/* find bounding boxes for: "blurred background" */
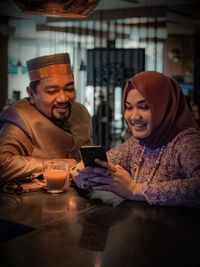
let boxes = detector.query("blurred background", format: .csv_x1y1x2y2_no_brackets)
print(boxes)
0,0,200,149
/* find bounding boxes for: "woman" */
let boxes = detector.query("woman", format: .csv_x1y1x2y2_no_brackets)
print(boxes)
73,71,200,206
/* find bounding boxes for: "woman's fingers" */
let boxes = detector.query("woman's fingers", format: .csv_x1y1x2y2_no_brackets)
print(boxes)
95,159,117,172
78,166,113,177
92,185,110,191
88,176,111,185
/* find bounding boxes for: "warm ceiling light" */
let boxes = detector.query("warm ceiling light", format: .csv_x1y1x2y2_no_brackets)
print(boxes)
11,0,101,18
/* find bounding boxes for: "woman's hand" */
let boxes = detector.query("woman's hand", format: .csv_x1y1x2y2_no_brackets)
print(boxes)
75,159,145,201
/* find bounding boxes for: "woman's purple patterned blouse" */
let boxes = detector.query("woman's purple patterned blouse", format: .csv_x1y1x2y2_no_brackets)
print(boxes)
107,128,200,206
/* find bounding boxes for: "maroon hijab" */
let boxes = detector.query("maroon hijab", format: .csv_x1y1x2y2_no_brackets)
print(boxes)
123,71,198,149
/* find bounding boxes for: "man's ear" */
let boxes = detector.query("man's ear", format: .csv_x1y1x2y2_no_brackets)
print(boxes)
26,86,35,104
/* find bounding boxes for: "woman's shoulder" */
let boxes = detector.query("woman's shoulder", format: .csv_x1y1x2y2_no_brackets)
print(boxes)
168,127,200,153
117,136,139,149
173,127,200,143
108,136,139,156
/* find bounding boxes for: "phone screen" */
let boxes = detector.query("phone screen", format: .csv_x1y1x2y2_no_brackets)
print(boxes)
80,145,108,168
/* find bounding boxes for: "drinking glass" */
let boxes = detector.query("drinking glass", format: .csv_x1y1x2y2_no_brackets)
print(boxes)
43,160,68,194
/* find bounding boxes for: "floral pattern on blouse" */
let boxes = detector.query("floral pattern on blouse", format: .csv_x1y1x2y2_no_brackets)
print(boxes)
107,128,200,207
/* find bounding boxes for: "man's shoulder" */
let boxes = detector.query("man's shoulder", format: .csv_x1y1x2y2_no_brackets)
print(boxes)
72,102,89,111
0,98,42,132
0,98,31,119
69,102,92,126
72,102,91,117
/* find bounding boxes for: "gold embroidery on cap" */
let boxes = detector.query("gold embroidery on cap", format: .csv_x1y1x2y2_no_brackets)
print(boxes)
28,64,72,82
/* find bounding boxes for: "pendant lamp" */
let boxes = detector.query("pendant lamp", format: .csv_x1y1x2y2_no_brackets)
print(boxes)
11,0,100,18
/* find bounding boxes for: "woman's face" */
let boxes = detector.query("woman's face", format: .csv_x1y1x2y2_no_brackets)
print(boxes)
124,89,152,139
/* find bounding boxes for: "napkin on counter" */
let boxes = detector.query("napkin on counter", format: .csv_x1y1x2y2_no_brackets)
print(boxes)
88,190,124,207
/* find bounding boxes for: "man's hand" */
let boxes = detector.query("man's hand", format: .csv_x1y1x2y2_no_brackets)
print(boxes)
69,161,85,182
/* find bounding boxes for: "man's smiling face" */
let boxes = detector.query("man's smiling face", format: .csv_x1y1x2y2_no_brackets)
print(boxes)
28,74,76,123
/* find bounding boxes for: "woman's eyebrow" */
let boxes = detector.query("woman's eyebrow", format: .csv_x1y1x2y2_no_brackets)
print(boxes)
137,100,147,104
125,99,146,105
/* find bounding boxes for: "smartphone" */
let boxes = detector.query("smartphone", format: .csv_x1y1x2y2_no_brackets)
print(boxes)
80,145,108,168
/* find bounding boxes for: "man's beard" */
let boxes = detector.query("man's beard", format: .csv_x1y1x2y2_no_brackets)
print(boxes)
51,102,72,126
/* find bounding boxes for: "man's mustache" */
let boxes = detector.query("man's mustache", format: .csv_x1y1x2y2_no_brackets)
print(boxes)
53,102,70,108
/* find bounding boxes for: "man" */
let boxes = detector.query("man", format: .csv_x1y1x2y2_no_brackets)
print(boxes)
0,53,93,181
93,93,112,150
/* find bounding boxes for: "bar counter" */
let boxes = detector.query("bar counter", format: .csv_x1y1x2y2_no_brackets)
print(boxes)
0,185,199,267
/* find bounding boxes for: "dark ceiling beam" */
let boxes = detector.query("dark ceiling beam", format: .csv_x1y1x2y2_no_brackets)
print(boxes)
36,24,129,39
116,21,166,28
167,6,200,21
88,6,167,20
